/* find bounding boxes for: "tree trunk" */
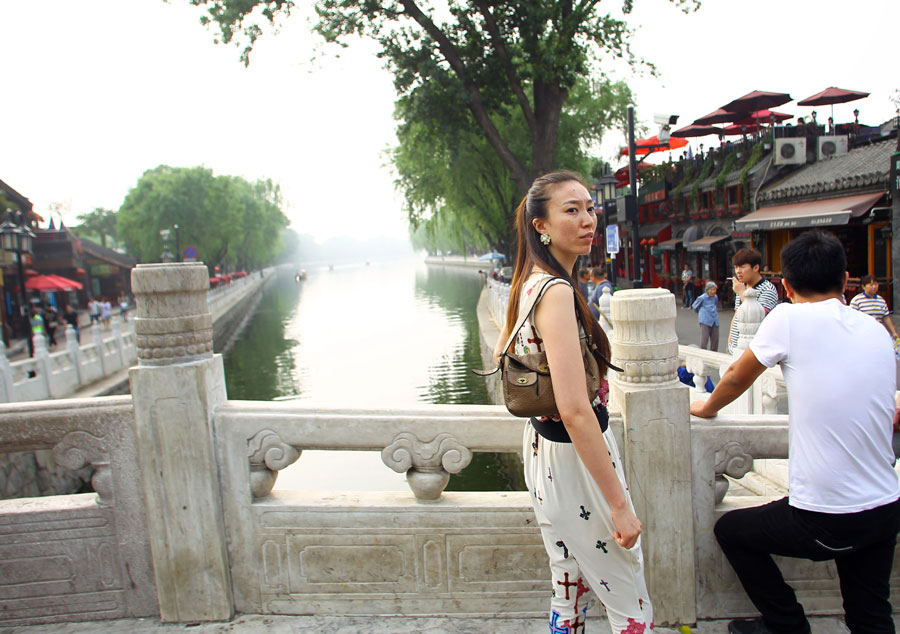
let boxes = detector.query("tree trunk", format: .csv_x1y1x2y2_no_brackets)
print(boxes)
531,81,568,180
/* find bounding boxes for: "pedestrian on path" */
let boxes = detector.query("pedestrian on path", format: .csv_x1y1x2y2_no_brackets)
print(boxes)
849,275,898,341
692,281,720,351
88,298,100,325
681,263,695,308
692,230,900,634
492,171,652,634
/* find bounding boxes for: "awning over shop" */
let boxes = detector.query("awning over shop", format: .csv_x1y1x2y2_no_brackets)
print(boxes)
735,192,883,231
658,238,682,251
682,225,702,244
686,235,731,252
639,222,670,238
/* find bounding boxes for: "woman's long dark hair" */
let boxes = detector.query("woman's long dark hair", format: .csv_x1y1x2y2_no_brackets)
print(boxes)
503,170,612,376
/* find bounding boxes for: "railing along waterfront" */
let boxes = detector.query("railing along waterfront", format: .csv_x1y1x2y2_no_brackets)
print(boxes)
1,263,897,628
0,268,272,404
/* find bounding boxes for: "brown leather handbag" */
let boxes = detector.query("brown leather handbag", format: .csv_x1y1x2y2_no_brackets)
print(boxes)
474,276,614,418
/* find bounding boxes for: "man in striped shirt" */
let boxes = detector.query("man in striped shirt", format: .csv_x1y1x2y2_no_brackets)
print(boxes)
728,248,779,354
850,275,899,340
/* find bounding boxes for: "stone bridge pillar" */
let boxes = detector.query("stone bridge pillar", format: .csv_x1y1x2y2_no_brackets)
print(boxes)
609,288,696,625
129,263,232,622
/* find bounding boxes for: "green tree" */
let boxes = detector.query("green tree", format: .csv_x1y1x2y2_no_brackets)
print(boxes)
73,207,118,248
117,165,289,271
189,0,697,196
399,74,632,254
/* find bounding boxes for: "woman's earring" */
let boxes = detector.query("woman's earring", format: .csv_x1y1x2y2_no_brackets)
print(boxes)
540,233,551,245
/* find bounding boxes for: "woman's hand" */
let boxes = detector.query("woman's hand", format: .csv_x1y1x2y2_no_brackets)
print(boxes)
611,505,642,549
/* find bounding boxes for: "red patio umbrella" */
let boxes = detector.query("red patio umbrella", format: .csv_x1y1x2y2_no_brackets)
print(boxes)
722,122,761,136
693,108,741,126
797,87,869,123
741,109,792,123
620,135,688,156
797,87,869,107
671,123,724,138
614,163,656,186
25,274,84,292
720,90,792,114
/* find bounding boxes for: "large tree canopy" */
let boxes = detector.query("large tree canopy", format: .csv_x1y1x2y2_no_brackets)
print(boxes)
117,165,289,271
190,0,697,193
73,207,118,248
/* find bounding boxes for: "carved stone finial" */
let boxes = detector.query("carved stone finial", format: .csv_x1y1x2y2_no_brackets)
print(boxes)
382,432,473,501
131,263,213,366
713,440,754,504
734,287,765,356
247,429,301,498
609,289,679,385
52,430,113,505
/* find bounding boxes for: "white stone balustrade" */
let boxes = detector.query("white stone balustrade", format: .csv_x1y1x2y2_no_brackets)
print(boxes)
1,269,897,628
0,268,271,404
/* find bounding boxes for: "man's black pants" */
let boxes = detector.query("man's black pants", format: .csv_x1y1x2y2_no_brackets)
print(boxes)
715,497,900,634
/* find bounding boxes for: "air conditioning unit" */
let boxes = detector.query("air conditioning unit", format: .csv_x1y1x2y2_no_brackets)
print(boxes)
774,138,806,166
817,135,849,160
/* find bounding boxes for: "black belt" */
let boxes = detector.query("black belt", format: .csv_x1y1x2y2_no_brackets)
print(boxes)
530,405,608,443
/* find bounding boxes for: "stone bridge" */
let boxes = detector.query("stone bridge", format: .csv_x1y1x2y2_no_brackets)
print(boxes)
0,263,897,628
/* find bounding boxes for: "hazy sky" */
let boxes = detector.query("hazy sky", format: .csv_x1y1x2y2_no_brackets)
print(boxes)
2,0,897,242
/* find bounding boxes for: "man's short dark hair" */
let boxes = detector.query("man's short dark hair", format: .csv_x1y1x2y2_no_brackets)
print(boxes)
591,266,606,278
860,274,877,286
780,230,846,295
579,268,590,280
732,248,762,269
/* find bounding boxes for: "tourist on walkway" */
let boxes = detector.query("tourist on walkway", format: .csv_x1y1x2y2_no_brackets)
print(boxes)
41,304,59,348
692,281,719,351
682,263,695,307
100,299,112,326
62,304,79,342
588,266,613,320
691,230,900,634
850,275,899,341
492,171,652,633
577,267,591,300
727,248,778,354
88,297,100,325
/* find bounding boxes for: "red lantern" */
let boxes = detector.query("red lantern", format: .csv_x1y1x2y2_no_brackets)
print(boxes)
648,238,657,246
640,239,648,246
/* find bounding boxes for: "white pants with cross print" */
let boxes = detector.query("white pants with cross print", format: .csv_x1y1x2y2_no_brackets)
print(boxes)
523,423,653,634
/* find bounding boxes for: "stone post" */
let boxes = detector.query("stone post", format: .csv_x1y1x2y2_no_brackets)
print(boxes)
597,286,614,334
608,288,696,625
720,287,765,415
0,341,13,402
129,263,232,622
33,331,52,398
92,317,107,375
111,318,126,368
65,324,83,385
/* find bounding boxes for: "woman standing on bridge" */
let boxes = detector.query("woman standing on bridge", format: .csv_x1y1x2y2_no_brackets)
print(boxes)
493,171,652,633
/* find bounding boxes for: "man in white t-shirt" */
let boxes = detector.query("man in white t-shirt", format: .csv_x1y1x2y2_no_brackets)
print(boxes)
691,230,900,634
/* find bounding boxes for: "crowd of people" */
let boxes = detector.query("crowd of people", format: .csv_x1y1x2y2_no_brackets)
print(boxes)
20,293,132,352
486,169,899,634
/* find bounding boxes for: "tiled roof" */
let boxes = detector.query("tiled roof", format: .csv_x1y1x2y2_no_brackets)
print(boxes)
759,137,894,203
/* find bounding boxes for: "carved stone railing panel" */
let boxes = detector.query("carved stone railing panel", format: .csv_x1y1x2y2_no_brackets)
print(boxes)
0,397,157,625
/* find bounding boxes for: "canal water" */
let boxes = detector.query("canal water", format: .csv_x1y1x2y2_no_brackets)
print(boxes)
222,261,524,492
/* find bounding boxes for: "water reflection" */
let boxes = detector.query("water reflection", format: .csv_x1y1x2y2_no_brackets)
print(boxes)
222,261,524,492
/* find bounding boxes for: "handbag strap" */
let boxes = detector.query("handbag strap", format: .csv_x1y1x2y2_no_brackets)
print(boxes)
472,275,561,377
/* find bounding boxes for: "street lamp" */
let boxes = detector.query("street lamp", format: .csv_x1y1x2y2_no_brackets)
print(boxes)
160,229,174,263
593,169,619,287
0,209,36,357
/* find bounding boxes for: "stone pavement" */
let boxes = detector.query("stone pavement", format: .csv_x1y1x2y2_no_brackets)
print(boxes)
2,614,886,634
